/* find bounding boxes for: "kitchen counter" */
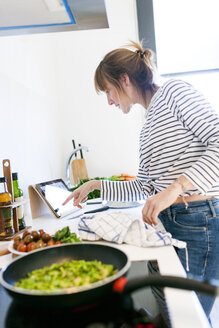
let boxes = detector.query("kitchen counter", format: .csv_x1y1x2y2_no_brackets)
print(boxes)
0,202,210,328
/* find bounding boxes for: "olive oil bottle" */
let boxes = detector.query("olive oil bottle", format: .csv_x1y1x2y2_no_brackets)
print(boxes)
12,172,26,230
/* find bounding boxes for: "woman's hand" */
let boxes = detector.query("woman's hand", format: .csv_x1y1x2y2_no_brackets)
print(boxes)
142,183,182,226
62,180,101,209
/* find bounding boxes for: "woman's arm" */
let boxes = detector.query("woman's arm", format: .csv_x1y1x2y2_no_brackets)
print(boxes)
63,172,147,208
101,178,146,202
63,180,101,208
142,175,194,226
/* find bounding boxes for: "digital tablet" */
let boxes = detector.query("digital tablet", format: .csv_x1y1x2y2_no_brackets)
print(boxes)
35,179,81,218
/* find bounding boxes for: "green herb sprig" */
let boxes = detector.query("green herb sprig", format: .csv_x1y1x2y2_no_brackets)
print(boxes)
53,226,81,243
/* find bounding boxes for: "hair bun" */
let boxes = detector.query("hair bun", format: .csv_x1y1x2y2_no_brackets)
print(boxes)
136,49,144,59
144,49,153,60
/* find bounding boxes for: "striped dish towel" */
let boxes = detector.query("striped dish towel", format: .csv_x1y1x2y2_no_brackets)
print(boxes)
78,211,186,249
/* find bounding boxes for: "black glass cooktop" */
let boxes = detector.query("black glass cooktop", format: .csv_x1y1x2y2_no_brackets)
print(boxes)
0,284,158,328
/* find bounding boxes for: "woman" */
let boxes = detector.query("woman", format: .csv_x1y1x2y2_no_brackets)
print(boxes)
64,41,219,323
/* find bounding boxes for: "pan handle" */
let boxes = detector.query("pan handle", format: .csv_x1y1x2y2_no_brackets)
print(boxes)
113,275,219,297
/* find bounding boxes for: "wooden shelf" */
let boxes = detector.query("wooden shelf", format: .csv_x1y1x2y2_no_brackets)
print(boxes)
0,225,32,242
1,199,28,209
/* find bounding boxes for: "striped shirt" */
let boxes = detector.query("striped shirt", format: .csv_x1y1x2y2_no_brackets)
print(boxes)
101,79,219,201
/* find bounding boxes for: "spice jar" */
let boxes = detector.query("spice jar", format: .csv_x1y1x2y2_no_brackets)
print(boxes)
0,177,14,237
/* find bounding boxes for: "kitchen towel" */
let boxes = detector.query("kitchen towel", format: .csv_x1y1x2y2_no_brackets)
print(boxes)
78,211,189,271
78,211,186,249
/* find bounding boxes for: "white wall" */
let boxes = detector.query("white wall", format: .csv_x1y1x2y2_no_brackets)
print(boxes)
53,0,144,181
0,0,143,204
0,36,62,188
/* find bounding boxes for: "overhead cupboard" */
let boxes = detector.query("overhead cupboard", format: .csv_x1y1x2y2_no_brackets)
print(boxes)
0,0,109,36
136,0,219,75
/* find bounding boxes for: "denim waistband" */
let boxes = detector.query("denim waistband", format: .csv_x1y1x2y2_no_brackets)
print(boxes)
166,197,219,220
170,197,219,209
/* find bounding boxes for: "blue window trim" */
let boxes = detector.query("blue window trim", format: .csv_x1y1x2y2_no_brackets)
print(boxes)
0,0,75,31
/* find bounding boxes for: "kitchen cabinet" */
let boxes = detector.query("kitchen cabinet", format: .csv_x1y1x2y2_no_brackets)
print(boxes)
0,0,109,36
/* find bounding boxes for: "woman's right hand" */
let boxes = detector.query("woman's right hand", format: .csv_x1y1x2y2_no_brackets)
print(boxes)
62,180,101,209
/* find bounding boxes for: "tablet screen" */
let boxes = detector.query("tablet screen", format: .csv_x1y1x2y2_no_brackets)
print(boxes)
35,179,79,218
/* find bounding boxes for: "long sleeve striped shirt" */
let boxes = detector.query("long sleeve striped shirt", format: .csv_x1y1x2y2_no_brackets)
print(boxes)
101,79,219,201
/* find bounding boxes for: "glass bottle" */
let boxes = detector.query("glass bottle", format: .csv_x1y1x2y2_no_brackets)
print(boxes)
12,172,26,230
0,177,14,236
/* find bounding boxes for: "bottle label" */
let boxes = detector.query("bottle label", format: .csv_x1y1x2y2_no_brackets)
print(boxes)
17,205,24,220
14,196,24,219
14,196,23,203
0,207,13,235
14,196,25,229
1,208,12,220
4,220,12,228
0,191,12,205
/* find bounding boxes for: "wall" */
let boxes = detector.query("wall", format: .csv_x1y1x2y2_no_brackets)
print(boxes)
53,0,144,182
0,0,143,207
0,36,62,188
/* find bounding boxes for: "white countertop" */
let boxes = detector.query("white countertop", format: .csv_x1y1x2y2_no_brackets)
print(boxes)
0,202,210,328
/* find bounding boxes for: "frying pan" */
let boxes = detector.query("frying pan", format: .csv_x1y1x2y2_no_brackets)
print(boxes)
0,243,218,309
0,243,130,308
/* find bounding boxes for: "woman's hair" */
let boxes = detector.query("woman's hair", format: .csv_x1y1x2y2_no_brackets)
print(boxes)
94,41,157,97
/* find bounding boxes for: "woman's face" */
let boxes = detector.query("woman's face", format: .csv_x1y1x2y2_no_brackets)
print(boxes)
105,81,133,114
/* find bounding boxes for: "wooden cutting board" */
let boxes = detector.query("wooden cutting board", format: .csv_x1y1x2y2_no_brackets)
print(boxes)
71,158,88,185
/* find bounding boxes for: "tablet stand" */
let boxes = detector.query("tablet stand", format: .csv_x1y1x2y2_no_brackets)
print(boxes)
28,185,58,219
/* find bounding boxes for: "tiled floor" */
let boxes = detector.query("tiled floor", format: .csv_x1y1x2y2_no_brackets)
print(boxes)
211,297,219,328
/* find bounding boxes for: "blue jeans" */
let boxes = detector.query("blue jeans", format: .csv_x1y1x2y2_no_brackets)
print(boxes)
159,198,219,318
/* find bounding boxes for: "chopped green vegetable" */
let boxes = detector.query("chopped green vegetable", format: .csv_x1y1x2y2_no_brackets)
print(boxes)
14,260,117,291
53,226,81,243
110,175,121,181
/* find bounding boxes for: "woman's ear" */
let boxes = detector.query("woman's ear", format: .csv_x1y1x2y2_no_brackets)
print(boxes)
120,73,130,87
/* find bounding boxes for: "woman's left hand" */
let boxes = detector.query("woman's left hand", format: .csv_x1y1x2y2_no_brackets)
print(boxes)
142,183,182,226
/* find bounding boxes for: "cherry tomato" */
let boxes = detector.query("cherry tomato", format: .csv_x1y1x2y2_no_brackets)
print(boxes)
22,230,30,240
47,239,55,247
17,242,27,252
13,240,21,250
36,239,45,248
42,233,52,243
38,229,45,238
27,242,37,252
23,234,34,245
13,235,21,243
31,230,40,241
